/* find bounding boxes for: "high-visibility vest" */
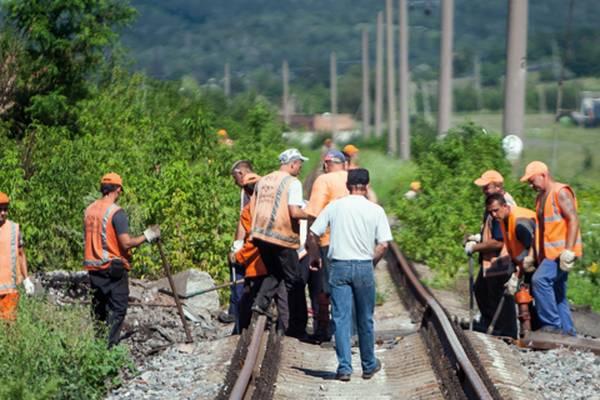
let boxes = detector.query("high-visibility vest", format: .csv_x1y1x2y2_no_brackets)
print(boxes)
536,182,583,260
0,220,22,295
83,199,130,271
250,170,300,249
235,204,267,278
480,192,516,271
500,206,536,264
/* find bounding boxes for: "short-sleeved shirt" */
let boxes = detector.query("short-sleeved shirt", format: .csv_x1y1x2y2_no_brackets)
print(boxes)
287,179,304,206
112,209,129,236
310,195,393,261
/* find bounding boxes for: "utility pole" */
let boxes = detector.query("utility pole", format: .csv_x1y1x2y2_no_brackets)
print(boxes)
224,63,231,98
437,0,454,136
474,55,483,111
422,81,433,123
538,85,547,114
282,60,290,126
502,0,528,138
386,0,397,154
330,52,338,135
362,26,371,137
375,11,384,138
556,0,575,118
398,0,410,160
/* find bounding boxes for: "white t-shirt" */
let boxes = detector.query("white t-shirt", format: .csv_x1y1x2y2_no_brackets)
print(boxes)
287,179,304,206
310,195,393,261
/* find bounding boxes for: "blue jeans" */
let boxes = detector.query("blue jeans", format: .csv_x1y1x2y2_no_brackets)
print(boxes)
531,258,575,335
329,259,377,375
228,262,245,334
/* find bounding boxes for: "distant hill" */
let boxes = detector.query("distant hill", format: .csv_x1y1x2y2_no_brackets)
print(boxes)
122,1,599,92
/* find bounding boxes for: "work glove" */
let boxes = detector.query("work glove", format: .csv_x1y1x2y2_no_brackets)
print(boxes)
143,225,161,243
230,240,244,254
464,241,477,256
467,233,482,243
23,277,35,295
504,273,518,296
522,255,536,273
559,249,576,272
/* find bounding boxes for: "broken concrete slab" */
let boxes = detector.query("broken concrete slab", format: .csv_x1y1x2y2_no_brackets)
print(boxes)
151,269,220,317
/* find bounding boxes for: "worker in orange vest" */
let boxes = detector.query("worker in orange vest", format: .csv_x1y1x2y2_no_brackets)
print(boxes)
232,173,288,334
0,192,34,321
83,173,160,347
305,149,348,342
521,161,582,335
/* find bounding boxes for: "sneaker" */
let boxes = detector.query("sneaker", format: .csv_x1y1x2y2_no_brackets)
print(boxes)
336,372,351,382
362,358,382,380
218,312,235,324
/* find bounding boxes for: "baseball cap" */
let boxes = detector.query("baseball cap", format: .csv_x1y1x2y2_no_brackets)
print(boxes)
474,170,504,187
347,168,370,186
520,161,548,182
242,173,261,186
0,192,9,205
343,144,359,156
410,181,421,191
101,172,123,187
323,150,346,163
279,148,309,164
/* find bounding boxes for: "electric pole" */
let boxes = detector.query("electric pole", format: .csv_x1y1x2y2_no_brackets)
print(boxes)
556,0,575,118
437,0,454,136
283,60,290,126
398,0,410,160
224,63,231,98
375,11,384,138
386,0,397,154
362,26,371,137
502,0,528,138
330,52,338,135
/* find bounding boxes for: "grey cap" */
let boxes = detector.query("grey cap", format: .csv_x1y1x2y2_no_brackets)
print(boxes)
279,148,309,164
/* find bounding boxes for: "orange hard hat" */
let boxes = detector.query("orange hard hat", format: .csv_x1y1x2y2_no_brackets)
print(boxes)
0,192,9,204
474,170,504,187
217,129,228,138
410,181,421,191
520,161,548,182
343,144,359,156
101,172,123,187
242,173,261,186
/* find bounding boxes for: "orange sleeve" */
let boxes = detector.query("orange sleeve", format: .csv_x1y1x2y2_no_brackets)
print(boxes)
305,176,329,217
239,204,252,233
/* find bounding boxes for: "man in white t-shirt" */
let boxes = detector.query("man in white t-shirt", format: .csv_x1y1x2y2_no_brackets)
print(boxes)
308,168,392,382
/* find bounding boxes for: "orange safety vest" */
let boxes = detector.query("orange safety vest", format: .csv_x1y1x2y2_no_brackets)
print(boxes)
250,170,300,249
500,206,536,264
481,192,516,272
83,199,130,271
0,220,22,295
235,204,267,278
536,182,583,260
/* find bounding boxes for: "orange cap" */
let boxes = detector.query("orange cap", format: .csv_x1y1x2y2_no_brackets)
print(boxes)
474,170,504,186
0,192,9,204
520,161,548,182
217,129,228,138
242,173,261,186
101,172,123,187
343,144,359,156
410,181,421,191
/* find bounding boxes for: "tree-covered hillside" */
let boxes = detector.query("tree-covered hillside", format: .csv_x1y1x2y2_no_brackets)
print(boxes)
123,0,599,90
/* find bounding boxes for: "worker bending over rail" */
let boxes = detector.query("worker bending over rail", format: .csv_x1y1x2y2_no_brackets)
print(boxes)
308,168,392,382
521,161,582,336
0,192,34,321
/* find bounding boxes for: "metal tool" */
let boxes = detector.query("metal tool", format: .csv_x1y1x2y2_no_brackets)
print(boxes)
468,254,474,331
156,239,194,343
486,290,507,335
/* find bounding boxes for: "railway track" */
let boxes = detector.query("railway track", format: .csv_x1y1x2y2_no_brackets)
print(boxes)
217,242,553,400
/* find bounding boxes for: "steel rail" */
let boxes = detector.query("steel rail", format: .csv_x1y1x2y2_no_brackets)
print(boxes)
390,242,494,400
229,315,267,400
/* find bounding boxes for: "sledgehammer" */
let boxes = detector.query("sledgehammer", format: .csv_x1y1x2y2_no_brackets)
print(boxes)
156,239,194,343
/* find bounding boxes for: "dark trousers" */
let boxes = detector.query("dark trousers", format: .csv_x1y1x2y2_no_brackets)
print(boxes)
228,261,245,334
287,256,308,337
474,267,517,338
89,262,129,348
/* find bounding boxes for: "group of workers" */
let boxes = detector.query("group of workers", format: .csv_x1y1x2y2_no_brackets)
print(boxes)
466,162,581,337
226,143,391,381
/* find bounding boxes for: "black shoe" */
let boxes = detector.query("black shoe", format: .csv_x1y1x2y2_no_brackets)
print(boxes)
362,358,381,380
218,312,235,324
336,372,351,382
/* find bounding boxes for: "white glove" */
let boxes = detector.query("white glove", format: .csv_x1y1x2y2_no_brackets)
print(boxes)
559,250,576,272
522,255,536,273
464,241,477,256
467,233,482,243
504,273,518,296
23,277,35,295
143,225,161,243
230,240,244,253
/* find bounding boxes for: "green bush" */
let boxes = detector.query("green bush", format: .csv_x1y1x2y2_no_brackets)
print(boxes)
0,294,130,399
